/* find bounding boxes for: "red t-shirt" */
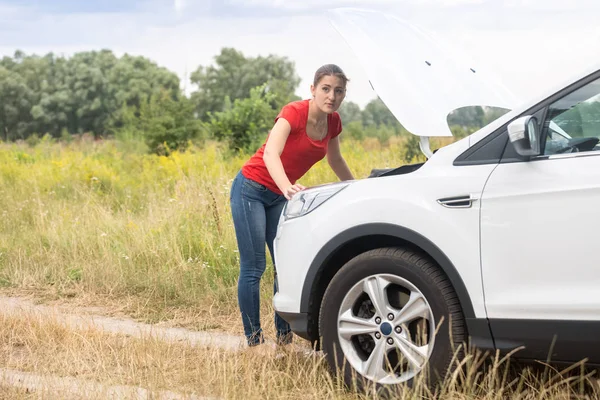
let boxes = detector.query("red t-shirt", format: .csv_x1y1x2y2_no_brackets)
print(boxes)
241,99,342,195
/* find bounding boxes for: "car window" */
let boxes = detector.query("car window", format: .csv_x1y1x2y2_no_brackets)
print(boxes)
543,78,600,155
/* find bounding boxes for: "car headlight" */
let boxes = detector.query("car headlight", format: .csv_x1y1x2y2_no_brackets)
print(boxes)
283,183,349,220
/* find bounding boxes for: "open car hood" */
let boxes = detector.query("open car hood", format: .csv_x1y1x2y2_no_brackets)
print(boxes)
328,8,520,137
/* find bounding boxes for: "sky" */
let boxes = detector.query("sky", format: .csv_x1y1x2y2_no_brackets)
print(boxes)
1,0,600,108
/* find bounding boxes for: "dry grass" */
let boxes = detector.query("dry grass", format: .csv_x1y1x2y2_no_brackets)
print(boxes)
0,311,597,399
0,137,429,338
0,312,343,399
1,138,599,398
0,386,37,400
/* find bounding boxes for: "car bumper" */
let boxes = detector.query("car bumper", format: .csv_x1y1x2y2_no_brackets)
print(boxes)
276,310,311,341
273,212,321,314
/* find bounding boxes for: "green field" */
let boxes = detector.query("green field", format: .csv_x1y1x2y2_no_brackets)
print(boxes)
1,136,598,399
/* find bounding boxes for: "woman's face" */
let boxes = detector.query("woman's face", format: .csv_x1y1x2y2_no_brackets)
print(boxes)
311,75,346,114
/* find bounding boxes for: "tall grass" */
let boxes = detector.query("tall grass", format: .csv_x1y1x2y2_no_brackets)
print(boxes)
1,136,599,398
0,311,597,399
0,135,444,328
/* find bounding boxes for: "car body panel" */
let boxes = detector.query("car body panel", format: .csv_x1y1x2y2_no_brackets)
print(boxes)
273,160,498,318
481,153,600,320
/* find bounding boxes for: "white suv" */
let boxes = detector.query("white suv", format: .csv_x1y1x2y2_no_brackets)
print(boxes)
272,8,600,390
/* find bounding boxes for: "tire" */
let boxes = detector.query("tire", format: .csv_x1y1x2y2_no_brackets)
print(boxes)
319,247,466,393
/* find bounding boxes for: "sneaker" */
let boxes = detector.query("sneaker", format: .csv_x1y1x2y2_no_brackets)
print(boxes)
276,332,294,346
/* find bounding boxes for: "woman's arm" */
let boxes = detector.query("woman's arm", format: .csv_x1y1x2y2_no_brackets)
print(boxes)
327,136,354,181
263,118,305,199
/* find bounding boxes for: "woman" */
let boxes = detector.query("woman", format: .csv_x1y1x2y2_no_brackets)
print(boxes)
230,64,354,348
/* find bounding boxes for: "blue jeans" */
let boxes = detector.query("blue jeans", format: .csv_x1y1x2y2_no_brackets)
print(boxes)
230,171,291,346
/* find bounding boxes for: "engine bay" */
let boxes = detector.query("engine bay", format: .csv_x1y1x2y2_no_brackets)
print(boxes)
368,162,424,178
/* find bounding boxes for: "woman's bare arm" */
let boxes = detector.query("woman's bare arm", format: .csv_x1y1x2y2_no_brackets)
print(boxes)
327,136,354,181
263,118,305,199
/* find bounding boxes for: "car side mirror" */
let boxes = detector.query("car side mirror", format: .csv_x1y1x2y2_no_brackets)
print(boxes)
507,116,541,159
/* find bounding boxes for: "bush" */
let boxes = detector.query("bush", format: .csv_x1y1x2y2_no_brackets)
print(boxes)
142,92,205,155
113,91,205,155
404,135,425,163
25,133,40,147
343,120,365,141
207,84,278,154
60,127,73,143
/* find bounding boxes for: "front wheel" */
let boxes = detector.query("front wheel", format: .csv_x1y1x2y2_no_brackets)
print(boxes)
319,247,465,392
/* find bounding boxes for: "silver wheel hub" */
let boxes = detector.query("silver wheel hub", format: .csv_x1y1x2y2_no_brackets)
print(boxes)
336,273,436,385
380,322,393,336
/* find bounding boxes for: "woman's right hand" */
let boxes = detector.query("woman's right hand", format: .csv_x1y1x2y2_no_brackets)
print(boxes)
283,183,306,200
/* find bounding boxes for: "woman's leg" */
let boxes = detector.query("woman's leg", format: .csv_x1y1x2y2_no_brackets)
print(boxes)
265,197,292,344
230,172,268,346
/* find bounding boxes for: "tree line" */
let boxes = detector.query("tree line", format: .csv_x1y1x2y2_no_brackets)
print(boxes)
0,47,506,155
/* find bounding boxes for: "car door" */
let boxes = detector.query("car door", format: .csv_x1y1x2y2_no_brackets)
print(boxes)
480,75,600,362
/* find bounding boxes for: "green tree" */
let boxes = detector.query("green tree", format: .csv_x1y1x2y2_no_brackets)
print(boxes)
0,66,34,141
0,50,182,139
207,84,277,154
3,51,69,137
447,106,485,128
404,135,425,163
362,98,404,134
338,101,362,124
343,120,365,141
191,48,300,120
137,91,204,155
482,106,510,125
110,53,180,112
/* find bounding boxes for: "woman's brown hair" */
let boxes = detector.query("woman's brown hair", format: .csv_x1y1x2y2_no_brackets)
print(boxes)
313,64,350,87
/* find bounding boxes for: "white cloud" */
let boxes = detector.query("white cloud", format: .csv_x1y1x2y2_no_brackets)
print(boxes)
1,1,600,109
0,3,28,17
174,0,186,13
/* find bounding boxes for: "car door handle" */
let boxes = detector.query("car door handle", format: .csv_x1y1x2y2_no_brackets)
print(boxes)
437,195,475,208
